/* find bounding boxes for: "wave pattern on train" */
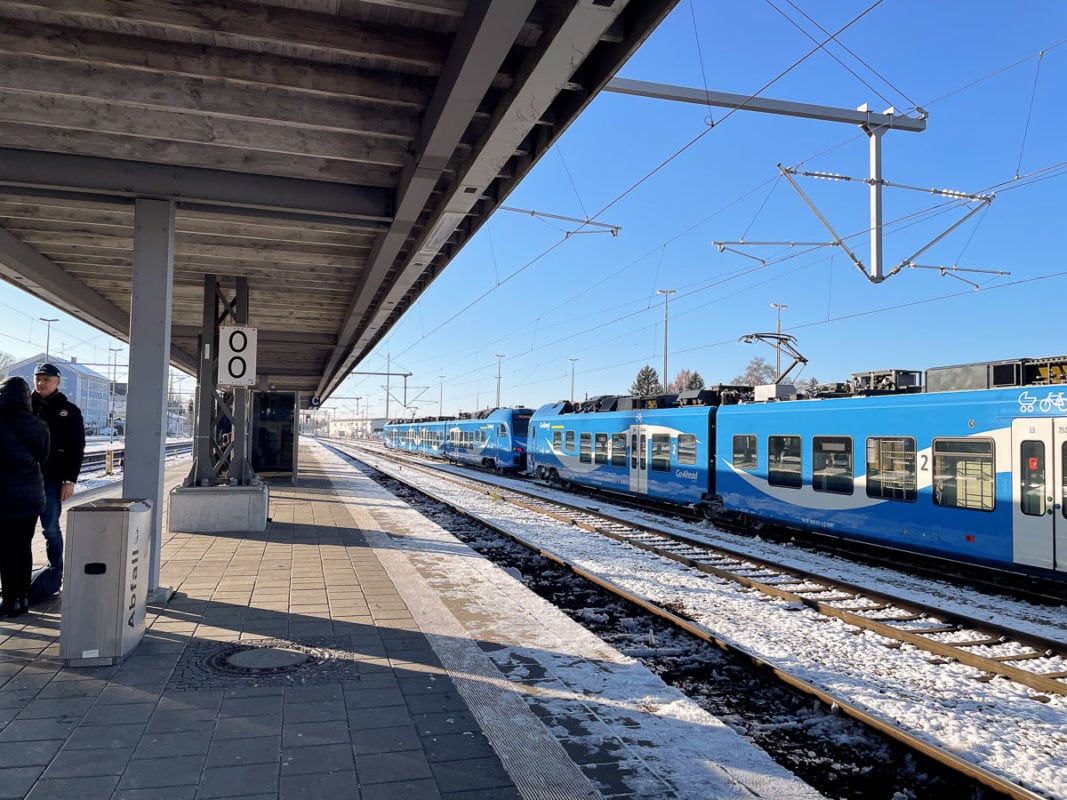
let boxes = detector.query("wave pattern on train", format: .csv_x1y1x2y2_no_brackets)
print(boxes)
384,355,1067,582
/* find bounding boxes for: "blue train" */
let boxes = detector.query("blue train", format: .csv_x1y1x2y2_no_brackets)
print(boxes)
383,407,534,472
526,357,1067,580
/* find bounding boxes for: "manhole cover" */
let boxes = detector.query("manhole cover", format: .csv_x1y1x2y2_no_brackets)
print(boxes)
226,647,311,670
169,636,371,689
201,639,334,677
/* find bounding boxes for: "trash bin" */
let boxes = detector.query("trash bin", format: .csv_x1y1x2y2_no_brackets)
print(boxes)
60,499,152,667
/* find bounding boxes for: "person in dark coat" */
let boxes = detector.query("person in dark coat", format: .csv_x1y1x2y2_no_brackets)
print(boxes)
31,362,85,582
0,376,50,617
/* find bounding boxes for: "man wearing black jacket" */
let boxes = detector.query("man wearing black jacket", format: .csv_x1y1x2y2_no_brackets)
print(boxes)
31,363,85,585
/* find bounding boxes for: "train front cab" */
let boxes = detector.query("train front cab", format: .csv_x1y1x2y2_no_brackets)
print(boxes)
1010,416,1067,572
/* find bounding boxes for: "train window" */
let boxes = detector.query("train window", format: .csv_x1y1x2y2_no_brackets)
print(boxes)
933,438,994,511
553,430,562,451
594,433,609,464
651,434,671,472
499,424,507,437
767,436,802,488
612,433,627,466
732,435,757,470
677,434,697,465
1020,440,1045,516
640,434,647,470
866,437,916,502
580,433,592,463
565,430,575,452
630,434,638,468
813,436,853,495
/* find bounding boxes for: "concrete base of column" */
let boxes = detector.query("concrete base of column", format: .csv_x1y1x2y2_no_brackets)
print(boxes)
168,484,269,533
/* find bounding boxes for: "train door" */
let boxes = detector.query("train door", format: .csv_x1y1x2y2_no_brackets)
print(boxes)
1011,418,1067,571
627,425,648,494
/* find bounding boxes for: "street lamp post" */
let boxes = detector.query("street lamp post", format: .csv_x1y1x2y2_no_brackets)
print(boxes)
39,318,58,359
494,354,504,409
438,375,445,419
569,358,578,405
771,302,788,382
108,346,121,443
656,289,676,391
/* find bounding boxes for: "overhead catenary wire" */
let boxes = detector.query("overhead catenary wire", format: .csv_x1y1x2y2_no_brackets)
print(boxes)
767,0,906,113
391,5,892,375
1015,50,1046,179
588,0,887,222
356,22,1066,410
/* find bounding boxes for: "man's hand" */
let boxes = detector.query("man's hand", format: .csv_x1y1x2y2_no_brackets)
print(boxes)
60,482,75,502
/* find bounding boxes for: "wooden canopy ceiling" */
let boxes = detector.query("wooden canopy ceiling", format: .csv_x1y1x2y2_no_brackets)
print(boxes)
0,0,676,403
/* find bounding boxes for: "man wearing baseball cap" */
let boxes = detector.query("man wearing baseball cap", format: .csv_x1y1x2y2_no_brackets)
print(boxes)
31,362,85,597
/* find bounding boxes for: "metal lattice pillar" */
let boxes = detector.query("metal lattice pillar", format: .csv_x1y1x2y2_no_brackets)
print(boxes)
185,276,257,487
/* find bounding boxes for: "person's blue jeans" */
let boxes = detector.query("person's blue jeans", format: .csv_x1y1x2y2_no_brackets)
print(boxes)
40,481,64,573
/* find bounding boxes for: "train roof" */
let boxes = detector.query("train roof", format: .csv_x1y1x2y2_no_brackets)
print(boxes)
394,356,1067,425
385,406,532,426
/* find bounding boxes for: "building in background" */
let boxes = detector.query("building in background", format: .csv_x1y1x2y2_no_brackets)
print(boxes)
4,353,112,434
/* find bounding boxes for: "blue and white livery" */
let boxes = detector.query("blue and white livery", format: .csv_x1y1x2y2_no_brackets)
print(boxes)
383,407,533,472
527,377,1067,579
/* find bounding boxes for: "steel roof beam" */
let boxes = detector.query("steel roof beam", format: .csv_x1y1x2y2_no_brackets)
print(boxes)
0,226,198,373
171,325,337,346
318,0,537,396
0,149,393,225
319,0,666,399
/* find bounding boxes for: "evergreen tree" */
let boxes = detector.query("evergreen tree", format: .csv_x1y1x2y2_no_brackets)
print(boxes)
630,365,662,395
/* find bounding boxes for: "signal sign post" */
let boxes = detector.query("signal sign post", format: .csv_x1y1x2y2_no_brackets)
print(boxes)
218,325,257,387
172,277,268,535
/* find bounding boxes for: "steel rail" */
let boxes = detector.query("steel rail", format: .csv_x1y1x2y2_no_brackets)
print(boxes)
337,442,1051,800
338,442,1067,693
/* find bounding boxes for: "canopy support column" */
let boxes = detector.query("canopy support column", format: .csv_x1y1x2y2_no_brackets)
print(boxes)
122,198,175,597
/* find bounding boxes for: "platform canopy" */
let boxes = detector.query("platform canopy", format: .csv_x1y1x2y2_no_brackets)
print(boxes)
0,0,676,404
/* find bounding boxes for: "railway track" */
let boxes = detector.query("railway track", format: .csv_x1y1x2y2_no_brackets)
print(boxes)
82,441,192,472
332,440,1063,800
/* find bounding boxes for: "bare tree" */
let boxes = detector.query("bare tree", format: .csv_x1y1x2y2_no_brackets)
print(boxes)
733,357,776,386
0,350,14,377
666,369,706,392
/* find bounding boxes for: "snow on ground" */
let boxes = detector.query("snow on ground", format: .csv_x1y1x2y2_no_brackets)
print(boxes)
328,449,825,800
69,442,1067,797
347,445,1067,800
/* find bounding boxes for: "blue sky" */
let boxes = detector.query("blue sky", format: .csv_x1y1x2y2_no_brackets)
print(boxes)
2,2,1065,420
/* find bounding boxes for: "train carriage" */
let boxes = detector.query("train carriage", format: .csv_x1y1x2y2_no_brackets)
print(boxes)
382,354,1067,582
715,385,1067,575
382,419,446,458
384,407,533,472
442,407,533,471
527,401,714,506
